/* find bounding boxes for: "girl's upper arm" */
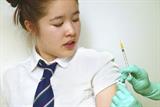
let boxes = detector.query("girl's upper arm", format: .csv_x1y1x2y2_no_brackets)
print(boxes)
95,83,117,107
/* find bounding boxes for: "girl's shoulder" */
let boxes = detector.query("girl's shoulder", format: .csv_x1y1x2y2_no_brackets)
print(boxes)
3,55,33,78
73,47,115,64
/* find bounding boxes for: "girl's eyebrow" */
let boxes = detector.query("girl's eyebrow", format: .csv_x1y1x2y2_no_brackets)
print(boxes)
49,10,80,22
72,10,80,16
49,16,63,22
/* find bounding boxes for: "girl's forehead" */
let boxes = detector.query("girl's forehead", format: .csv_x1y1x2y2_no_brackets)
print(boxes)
46,0,79,16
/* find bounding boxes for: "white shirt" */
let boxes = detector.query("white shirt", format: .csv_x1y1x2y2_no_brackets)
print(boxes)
1,47,120,107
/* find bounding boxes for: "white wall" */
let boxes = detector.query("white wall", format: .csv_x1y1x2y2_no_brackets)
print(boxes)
0,0,160,106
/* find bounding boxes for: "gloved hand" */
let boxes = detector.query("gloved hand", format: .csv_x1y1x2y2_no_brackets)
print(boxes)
120,65,150,94
111,83,142,107
120,65,160,100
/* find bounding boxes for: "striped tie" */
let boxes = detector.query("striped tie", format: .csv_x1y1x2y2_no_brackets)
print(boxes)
33,59,57,107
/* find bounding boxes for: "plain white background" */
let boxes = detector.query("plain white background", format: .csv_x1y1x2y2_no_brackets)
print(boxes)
0,0,160,106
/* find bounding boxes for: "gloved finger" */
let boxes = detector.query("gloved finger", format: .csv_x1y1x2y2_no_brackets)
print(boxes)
117,82,127,91
120,72,129,83
116,90,126,100
126,76,133,82
129,65,142,77
120,66,134,83
120,65,139,74
112,95,120,105
127,76,137,86
117,83,131,96
126,65,146,78
110,103,116,107
111,99,130,107
120,66,132,73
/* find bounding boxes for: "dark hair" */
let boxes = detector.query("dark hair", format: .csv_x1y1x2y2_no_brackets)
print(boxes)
6,0,79,31
6,0,54,31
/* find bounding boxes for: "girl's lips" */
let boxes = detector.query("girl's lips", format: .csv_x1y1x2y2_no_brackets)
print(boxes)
63,41,76,50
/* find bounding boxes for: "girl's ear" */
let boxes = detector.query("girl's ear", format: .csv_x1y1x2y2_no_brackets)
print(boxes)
24,20,35,33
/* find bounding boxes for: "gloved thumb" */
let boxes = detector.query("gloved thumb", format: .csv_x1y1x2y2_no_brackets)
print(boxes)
127,76,132,81
127,76,139,90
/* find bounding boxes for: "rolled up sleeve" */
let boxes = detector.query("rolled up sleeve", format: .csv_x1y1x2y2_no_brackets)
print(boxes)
92,56,120,96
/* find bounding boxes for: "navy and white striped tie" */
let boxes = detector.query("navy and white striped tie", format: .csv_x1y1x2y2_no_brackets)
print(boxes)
33,59,57,107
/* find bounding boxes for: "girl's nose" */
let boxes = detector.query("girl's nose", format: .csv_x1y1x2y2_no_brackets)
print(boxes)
65,22,76,37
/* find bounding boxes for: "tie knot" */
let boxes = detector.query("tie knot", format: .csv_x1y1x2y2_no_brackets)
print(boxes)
37,59,57,79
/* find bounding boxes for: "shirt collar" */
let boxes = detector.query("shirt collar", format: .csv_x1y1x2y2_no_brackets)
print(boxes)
30,47,73,72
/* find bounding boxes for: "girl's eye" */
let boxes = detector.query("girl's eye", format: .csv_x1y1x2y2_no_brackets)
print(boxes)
72,18,79,22
72,15,80,22
52,22,63,27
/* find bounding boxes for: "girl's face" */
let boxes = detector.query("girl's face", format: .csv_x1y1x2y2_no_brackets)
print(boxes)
35,0,80,62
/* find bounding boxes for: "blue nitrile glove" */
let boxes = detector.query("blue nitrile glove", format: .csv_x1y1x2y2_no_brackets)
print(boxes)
111,83,142,107
120,65,160,100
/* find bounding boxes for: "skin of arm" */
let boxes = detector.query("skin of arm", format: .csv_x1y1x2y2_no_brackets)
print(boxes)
96,84,117,107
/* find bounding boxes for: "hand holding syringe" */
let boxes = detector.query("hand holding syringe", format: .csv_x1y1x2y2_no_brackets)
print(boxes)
112,42,143,107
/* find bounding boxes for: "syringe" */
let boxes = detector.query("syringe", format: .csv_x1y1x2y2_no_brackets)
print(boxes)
120,41,129,83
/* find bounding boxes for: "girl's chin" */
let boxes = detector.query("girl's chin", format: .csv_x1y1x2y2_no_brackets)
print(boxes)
60,47,77,58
